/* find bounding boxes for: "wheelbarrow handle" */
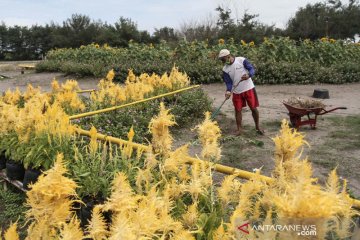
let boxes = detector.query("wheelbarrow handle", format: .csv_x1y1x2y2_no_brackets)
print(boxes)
319,107,347,115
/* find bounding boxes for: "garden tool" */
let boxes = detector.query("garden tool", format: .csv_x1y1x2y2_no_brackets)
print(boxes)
210,79,243,120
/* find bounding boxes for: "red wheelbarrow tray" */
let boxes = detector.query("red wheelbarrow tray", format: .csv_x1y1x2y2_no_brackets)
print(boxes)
282,102,347,129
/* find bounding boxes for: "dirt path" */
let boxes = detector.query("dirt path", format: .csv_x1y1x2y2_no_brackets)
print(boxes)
1,68,360,195
202,82,360,123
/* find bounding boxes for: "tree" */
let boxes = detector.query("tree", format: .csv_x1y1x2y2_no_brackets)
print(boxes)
286,1,360,40
178,14,218,42
62,14,100,47
112,17,141,47
216,6,236,40
153,27,178,43
0,22,8,59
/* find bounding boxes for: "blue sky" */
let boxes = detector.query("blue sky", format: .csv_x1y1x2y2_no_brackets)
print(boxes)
1,0,321,33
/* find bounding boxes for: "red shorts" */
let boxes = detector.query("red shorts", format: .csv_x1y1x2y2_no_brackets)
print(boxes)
232,88,259,111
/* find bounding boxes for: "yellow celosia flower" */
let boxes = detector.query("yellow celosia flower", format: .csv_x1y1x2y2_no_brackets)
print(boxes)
0,102,20,134
163,178,186,200
31,102,75,148
85,205,109,240
135,168,153,193
195,111,221,161
218,38,225,45
148,102,176,156
51,79,61,92
212,222,230,240
26,154,79,238
169,65,190,89
230,171,267,227
144,150,158,170
326,168,340,194
127,126,135,141
27,218,55,239
103,172,138,213
51,79,85,113
217,175,241,205
108,212,137,240
90,66,190,107
59,216,84,240
61,79,80,92
178,165,190,182
163,145,189,173
172,230,195,240
2,88,21,105
23,84,41,101
89,126,98,155
125,81,154,101
272,119,308,163
126,69,136,83
226,120,358,239
4,222,20,240
185,162,211,200
106,69,115,81
182,202,199,228
121,126,136,159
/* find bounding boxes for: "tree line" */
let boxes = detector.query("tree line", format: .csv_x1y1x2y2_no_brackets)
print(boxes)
0,0,359,60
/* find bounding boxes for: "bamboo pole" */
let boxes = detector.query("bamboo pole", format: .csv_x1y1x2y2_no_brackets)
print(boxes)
69,85,200,120
75,127,149,151
76,89,96,93
183,156,274,183
75,127,360,209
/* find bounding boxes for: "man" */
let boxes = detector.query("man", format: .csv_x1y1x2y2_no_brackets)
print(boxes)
218,49,264,135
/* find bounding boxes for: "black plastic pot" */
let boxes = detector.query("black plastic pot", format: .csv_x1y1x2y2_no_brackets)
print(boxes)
23,168,42,190
78,195,110,228
0,152,6,170
6,160,25,181
79,196,97,227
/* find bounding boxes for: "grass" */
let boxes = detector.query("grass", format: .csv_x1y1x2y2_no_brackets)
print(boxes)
308,115,360,198
214,114,360,198
219,124,274,174
310,115,360,161
0,184,28,239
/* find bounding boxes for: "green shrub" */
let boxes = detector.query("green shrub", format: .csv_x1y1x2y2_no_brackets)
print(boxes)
78,89,212,143
37,38,360,84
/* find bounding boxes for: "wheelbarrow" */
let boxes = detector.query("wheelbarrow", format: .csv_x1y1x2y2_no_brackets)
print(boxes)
283,102,347,129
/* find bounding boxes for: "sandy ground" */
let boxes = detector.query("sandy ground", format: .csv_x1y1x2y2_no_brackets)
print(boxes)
1,70,359,120
1,68,360,195
203,82,360,124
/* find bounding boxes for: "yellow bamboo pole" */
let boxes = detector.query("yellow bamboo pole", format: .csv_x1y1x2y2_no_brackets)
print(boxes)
74,127,149,151
76,89,96,93
183,156,274,183
75,127,360,209
69,85,200,120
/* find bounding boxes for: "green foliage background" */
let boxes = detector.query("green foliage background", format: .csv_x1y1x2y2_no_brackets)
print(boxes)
37,37,360,84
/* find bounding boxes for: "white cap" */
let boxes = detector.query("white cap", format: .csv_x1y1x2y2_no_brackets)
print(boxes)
218,49,230,58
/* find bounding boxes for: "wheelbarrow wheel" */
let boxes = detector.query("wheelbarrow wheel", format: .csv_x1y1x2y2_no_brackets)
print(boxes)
289,114,300,129
290,120,297,129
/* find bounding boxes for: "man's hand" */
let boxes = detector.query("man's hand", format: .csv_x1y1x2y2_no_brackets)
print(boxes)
241,73,250,80
225,91,231,99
